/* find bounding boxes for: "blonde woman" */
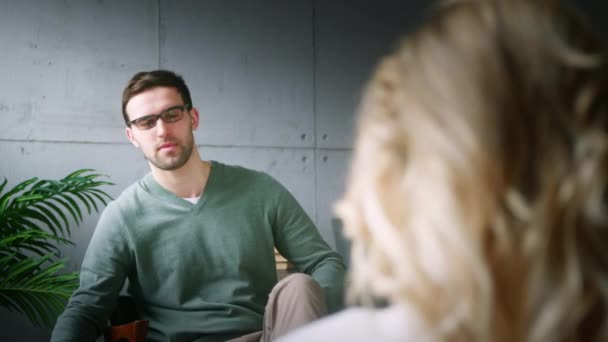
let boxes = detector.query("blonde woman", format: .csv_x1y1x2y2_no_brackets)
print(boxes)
282,0,608,341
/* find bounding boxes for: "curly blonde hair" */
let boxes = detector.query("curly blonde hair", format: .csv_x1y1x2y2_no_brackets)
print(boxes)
336,0,608,341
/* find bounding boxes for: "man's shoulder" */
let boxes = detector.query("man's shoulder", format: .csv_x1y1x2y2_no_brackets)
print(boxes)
212,160,276,185
214,160,264,176
104,174,151,212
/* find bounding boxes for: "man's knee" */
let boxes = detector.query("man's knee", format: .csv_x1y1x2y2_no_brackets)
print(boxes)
264,273,327,339
271,273,327,316
280,273,318,287
273,273,321,297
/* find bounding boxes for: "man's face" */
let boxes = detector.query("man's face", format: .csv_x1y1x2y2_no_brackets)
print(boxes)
125,87,199,171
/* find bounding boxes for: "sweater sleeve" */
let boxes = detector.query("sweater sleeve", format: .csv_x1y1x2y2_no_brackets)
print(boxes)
269,176,346,313
50,202,132,341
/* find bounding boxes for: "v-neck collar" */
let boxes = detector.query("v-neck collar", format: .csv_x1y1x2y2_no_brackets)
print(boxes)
140,160,218,210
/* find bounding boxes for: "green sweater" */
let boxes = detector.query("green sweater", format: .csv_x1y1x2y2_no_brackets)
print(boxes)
51,161,345,342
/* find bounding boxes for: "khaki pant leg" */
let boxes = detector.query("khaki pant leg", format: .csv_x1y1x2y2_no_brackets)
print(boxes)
261,273,327,341
227,331,263,342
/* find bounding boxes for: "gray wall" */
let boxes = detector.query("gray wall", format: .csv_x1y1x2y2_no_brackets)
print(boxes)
0,1,605,340
0,0,421,340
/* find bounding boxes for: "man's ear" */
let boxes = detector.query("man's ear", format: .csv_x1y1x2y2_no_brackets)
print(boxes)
190,107,200,130
126,127,139,148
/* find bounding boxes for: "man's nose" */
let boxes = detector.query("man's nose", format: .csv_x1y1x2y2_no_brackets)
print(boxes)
155,118,170,136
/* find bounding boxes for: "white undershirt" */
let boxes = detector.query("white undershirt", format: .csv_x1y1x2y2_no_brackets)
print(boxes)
182,196,201,204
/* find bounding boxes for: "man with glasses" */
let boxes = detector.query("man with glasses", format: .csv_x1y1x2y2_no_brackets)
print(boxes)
51,70,345,342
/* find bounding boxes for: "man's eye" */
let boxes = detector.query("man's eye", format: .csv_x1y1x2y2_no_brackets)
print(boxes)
163,111,181,121
138,116,157,127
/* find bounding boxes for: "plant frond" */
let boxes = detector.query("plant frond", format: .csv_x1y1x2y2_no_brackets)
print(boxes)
62,169,95,180
0,178,38,217
0,169,112,327
0,178,7,195
87,188,113,204
58,194,83,226
11,208,60,236
33,202,69,237
38,201,70,234
0,255,78,327
72,192,92,216
81,192,99,214
2,216,42,236
0,230,70,259
47,197,79,232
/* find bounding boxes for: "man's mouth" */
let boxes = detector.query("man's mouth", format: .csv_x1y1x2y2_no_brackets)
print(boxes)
158,142,176,151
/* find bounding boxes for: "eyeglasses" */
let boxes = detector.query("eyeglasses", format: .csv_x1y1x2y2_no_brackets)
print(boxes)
127,104,192,130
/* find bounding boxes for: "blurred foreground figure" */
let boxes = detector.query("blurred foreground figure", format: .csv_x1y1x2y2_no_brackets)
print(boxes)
282,0,608,341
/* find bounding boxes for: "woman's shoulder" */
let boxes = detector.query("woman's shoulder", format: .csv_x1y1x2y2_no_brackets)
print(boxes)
279,304,428,342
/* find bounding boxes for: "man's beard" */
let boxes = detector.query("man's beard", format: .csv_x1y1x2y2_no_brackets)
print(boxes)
146,135,194,171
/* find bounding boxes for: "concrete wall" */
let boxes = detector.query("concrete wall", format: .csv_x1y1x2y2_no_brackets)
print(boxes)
0,1,605,340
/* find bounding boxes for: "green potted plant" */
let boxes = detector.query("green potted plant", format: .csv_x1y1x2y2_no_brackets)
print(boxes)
0,169,112,327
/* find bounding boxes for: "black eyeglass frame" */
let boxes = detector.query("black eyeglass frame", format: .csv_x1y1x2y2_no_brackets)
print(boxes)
126,104,192,130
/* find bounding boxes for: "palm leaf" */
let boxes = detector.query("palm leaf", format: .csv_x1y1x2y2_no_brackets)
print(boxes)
0,178,38,217
39,200,70,234
0,171,113,237
62,169,94,179
0,169,112,327
32,203,64,237
72,192,92,216
0,230,71,260
0,254,79,327
59,194,83,224
87,188,113,205
80,192,99,214
46,197,80,235
0,178,7,195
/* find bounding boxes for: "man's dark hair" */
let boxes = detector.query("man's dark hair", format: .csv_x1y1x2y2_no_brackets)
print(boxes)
121,70,193,125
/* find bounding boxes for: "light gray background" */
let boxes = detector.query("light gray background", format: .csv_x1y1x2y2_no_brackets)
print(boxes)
0,0,604,340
